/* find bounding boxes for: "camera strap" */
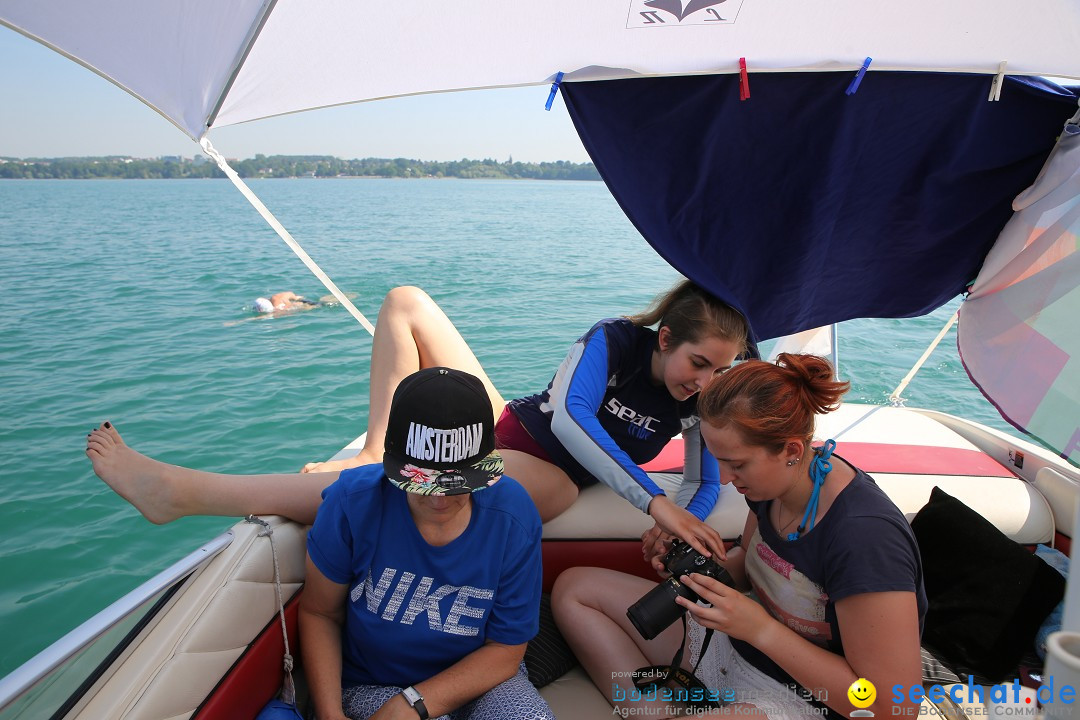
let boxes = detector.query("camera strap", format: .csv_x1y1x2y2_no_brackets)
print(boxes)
632,617,719,709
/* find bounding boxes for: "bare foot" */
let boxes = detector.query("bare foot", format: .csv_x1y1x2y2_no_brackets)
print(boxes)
300,449,380,474
86,423,183,524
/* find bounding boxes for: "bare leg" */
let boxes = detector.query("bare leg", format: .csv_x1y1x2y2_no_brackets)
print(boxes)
551,567,685,718
501,451,579,522
87,423,336,524
302,286,505,473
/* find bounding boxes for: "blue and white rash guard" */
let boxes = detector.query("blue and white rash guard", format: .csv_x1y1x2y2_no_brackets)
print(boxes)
507,318,720,520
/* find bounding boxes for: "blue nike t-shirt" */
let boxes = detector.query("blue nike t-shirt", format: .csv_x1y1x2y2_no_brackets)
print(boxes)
306,464,543,687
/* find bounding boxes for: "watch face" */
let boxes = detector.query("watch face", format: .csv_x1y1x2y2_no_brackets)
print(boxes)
402,686,422,704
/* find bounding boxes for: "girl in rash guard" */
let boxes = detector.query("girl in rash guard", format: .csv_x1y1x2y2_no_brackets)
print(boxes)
93,281,750,560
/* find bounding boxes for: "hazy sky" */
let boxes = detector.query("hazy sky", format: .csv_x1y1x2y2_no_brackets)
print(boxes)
0,26,590,162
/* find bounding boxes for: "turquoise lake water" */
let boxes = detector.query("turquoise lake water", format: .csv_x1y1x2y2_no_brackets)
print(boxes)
0,177,1015,677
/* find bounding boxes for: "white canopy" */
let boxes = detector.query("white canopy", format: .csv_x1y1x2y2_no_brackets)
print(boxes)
3,0,1080,141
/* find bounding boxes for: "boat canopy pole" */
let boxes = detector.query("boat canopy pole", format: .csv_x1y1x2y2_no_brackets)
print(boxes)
888,310,960,406
199,137,376,335
830,323,840,382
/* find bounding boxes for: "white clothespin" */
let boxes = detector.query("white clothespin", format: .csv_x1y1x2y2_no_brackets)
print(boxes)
988,61,1007,102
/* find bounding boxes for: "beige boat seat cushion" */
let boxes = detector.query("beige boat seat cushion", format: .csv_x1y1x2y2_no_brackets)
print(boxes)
543,469,1054,545
74,517,308,720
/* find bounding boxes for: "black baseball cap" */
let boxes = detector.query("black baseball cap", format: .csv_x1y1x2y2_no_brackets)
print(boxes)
383,367,504,495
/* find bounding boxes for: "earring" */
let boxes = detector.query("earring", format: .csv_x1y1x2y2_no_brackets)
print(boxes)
786,459,797,466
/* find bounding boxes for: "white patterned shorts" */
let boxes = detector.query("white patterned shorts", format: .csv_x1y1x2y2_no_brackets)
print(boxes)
341,662,554,720
687,618,822,718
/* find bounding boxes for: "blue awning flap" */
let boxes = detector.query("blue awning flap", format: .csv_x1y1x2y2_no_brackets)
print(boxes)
562,73,1078,341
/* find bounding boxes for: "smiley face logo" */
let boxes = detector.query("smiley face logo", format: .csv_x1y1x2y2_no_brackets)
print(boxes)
848,678,876,710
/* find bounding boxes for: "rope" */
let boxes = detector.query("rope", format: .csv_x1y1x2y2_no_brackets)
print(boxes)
200,137,375,335
888,309,959,407
245,515,297,706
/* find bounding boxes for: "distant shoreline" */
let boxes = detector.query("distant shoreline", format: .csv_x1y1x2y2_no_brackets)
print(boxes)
0,155,601,181
0,175,603,182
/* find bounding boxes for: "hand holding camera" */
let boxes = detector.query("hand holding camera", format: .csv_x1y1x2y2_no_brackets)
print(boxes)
640,524,674,574
626,538,737,640
646,495,727,562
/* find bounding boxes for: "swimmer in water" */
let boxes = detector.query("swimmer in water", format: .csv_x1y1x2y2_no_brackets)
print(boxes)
225,291,342,326
253,291,319,314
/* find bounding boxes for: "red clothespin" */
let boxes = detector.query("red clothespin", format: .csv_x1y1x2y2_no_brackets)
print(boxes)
739,58,750,101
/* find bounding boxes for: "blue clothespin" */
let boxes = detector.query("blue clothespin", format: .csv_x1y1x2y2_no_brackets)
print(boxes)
545,71,565,111
846,57,872,96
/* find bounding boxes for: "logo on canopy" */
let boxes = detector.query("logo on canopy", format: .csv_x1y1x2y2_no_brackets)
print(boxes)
626,0,741,27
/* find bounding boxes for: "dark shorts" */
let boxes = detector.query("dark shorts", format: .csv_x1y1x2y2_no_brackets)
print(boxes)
495,407,554,464
495,407,598,489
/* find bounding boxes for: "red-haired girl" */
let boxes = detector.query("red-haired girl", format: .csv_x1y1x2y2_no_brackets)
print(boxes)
552,354,926,718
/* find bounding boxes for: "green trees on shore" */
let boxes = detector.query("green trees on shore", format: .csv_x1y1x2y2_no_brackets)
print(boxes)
0,155,601,181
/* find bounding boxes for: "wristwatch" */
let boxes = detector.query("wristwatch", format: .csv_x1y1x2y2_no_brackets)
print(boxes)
400,685,429,720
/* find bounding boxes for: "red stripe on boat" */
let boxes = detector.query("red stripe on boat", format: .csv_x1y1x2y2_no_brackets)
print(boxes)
638,442,684,472
195,592,301,719
639,439,1014,478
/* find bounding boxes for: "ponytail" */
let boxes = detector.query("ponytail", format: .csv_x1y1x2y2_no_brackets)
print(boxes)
627,279,749,356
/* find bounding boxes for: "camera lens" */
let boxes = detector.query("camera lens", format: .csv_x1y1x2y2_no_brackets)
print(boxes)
627,539,737,641
626,578,699,640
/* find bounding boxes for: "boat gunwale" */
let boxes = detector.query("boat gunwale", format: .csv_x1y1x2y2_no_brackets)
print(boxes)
0,531,234,715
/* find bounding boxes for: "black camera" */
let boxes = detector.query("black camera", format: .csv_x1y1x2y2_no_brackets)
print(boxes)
626,539,735,640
